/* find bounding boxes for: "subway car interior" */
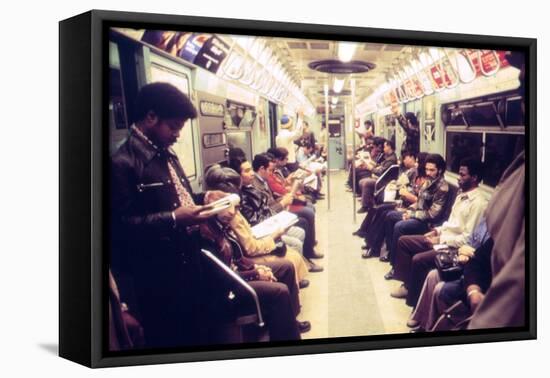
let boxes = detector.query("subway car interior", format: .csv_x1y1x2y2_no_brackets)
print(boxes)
108,27,526,350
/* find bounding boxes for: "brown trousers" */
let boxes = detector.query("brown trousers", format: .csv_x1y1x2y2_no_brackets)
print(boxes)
393,235,438,307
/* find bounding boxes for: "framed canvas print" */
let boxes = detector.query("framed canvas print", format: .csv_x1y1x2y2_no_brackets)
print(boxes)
59,9,536,368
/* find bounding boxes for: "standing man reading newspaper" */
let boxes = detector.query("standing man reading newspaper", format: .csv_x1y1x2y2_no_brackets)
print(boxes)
111,82,222,348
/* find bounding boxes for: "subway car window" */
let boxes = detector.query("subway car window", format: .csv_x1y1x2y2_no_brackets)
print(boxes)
107,27,528,352
484,133,525,187
462,102,501,127
109,68,128,130
149,62,197,179
506,97,525,127
445,132,483,173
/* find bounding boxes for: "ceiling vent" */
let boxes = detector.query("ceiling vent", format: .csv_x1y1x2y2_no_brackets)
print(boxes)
308,59,376,74
310,42,330,50
287,41,308,49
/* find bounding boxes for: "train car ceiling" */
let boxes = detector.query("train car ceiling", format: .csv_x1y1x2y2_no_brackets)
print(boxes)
110,28,524,191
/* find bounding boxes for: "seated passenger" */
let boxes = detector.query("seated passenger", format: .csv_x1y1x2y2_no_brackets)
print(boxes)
266,152,323,258
199,197,311,340
296,141,325,200
220,146,247,169
355,120,374,141
407,218,493,332
209,162,309,287
346,137,385,193
227,155,306,255
109,270,145,350
381,154,450,273
250,153,323,272
391,158,488,307
267,147,316,206
357,139,398,213
225,157,305,253
358,151,427,258
468,151,525,329
466,52,526,329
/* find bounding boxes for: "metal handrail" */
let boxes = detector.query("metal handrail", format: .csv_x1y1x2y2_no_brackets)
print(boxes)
200,249,265,327
374,164,401,197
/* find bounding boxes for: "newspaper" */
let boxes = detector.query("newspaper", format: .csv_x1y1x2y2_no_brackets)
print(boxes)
199,193,240,216
250,211,299,239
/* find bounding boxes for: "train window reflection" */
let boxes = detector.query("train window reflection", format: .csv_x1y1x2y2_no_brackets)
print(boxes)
445,132,483,174
226,131,252,160
462,102,501,127
109,68,128,130
506,97,525,127
484,133,525,186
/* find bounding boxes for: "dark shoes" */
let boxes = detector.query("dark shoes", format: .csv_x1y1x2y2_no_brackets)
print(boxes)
298,320,311,333
361,247,378,259
357,207,368,214
307,259,324,273
299,279,310,289
390,284,408,298
379,255,390,263
309,252,324,259
384,268,395,280
406,319,419,328
410,326,425,334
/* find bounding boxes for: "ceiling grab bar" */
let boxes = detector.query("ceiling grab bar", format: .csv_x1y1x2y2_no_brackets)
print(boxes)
250,42,270,91
396,60,417,100
403,60,424,99
220,38,245,81
392,67,409,103
435,47,459,89
411,51,434,96
424,48,446,93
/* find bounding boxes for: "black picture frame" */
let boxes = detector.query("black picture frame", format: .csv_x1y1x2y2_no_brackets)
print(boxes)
59,9,537,368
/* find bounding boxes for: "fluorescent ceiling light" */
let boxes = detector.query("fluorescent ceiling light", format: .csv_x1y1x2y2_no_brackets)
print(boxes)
429,47,442,62
333,78,345,94
338,41,357,62
331,96,338,105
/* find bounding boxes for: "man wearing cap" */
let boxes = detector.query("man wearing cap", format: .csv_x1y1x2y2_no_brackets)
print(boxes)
276,111,304,172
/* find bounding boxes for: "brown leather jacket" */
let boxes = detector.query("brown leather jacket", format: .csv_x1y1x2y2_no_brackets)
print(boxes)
410,174,450,225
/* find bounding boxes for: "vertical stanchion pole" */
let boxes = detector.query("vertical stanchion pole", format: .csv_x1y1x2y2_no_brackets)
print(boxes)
350,78,357,223
324,83,331,211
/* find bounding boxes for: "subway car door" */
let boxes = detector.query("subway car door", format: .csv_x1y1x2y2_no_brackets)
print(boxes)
224,100,256,161
268,101,278,148
196,92,228,169
108,41,130,154
146,53,202,191
327,115,346,170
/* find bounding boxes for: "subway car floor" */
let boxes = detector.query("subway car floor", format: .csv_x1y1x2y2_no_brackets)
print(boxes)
298,170,411,339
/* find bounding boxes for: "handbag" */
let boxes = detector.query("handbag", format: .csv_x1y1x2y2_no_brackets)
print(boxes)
429,300,472,331
434,248,464,282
